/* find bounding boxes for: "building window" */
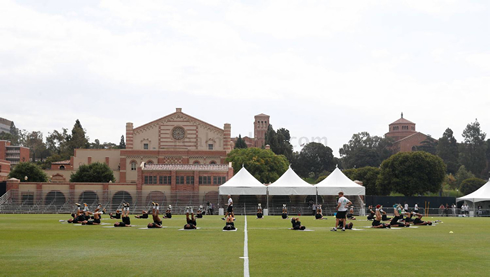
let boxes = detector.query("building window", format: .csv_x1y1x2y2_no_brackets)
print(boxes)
199,176,211,185
213,176,226,185
130,162,136,171
159,176,171,184
176,176,184,184
186,176,194,184
144,143,149,149
144,176,148,184
402,126,408,130
193,161,200,164
59,165,65,170
208,144,214,150
210,161,217,164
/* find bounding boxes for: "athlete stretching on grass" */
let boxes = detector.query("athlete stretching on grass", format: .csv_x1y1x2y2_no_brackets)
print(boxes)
223,214,236,230
82,208,102,225
184,207,197,229
164,205,172,219
257,203,263,219
390,204,410,227
413,213,433,226
290,217,306,230
147,203,163,228
110,209,121,219
367,205,375,221
134,210,149,219
331,192,352,231
282,204,288,219
315,205,323,220
114,203,131,227
372,205,390,229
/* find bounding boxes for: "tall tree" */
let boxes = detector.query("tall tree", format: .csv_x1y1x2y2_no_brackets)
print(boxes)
24,131,47,162
265,125,293,161
69,119,89,153
454,165,476,189
459,178,486,195
9,121,19,145
436,128,460,174
377,151,446,196
119,135,126,149
347,166,381,196
292,142,335,179
226,147,289,184
46,128,71,159
459,119,487,178
234,134,248,149
339,132,394,169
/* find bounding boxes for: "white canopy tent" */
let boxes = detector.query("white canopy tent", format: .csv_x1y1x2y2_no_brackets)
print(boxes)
267,166,316,195
218,167,267,195
315,167,366,196
456,179,490,203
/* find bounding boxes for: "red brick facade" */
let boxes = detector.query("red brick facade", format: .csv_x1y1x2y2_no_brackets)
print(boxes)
0,140,30,168
385,114,431,153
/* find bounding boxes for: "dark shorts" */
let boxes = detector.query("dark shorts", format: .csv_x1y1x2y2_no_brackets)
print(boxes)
413,218,422,224
336,211,347,219
257,213,263,218
148,222,161,228
141,214,149,219
315,214,322,219
187,220,196,226
184,224,196,229
282,213,288,219
223,224,236,230
372,220,381,226
114,222,128,227
196,214,203,218
112,214,121,219
227,206,233,213
165,213,172,218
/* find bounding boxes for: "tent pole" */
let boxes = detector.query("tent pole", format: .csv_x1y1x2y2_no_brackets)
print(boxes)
315,187,318,205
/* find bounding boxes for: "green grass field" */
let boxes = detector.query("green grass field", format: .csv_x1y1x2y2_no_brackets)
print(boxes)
1,214,489,276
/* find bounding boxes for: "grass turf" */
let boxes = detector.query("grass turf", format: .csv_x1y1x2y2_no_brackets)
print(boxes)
0,214,489,276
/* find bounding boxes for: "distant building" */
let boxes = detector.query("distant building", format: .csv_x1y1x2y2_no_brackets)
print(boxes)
231,113,270,148
0,140,30,168
0,159,10,181
0,118,12,134
385,113,432,153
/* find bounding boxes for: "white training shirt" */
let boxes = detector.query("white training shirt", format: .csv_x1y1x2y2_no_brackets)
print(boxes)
338,196,350,212
228,197,233,206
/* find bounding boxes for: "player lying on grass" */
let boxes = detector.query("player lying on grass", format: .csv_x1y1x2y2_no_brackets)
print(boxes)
315,205,323,220
134,210,149,219
372,205,390,229
184,207,197,229
223,214,236,230
114,203,132,227
390,204,410,227
367,205,375,221
412,213,433,226
110,209,121,219
82,208,102,225
67,203,89,223
290,217,306,230
282,204,288,219
347,206,356,220
338,221,354,230
147,203,163,228
257,203,263,219
380,207,391,221
165,205,172,219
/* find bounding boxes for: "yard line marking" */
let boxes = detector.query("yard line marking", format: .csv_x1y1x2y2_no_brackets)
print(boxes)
242,214,250,277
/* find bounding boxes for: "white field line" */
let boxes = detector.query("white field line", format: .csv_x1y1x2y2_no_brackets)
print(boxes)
243,214,250,277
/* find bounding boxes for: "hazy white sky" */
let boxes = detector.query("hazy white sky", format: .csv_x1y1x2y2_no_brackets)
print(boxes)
1,0,489,156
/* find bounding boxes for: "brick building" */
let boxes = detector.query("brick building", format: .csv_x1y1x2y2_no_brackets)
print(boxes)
0,159,10,181
231,113,270,148
0,140,30,168
385,113,432,152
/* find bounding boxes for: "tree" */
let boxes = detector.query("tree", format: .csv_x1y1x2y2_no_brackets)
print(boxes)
459,178,486,195
459,119,487,178
24,131,47,162
68,119,89,154
339,132,394,169
9,121,19,145
234,134,248,149
377,151,446,196
46,128,71,159
119,135,126,149
8,162,48,182
436,128,459,174
417,135,438,155
454,165,476,189
292,142,335,179
350,167,381,195
226,148,289,184
265,125,293,161
70,162,116,182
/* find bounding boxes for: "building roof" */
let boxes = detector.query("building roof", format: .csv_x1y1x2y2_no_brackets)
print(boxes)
394,132,427,143
389,113,415,125
255,113,269,117
144,164,229,172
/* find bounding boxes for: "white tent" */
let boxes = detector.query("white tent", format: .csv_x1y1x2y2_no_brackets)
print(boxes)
267,166,316,195
315,167,366,195
456,179,490,203
218,167,267,195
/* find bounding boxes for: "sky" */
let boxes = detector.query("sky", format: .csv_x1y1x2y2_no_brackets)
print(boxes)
1,0,489,157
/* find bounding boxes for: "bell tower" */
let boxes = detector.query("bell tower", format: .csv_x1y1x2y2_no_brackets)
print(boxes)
254,113,270,148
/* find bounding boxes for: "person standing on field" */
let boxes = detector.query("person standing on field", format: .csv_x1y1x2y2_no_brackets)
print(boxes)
331,192,352,231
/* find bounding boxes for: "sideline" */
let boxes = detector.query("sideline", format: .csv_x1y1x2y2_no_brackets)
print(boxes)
241,214,250,277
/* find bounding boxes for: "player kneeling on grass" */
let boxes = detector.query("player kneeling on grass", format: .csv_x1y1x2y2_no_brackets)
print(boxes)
257,203,263,219
315,205,323,220
372,205,390,229
184,207,197,229
290,217,306,230
282,204,288,219
347,206,356,220
390,204,410,227
196,205,204,218
114,203,131,227
412,213,433,226
82,208,102,225
110,209,121,219
164,205,172,219
147,203,163,228
223,214,236,230
367,205,375,221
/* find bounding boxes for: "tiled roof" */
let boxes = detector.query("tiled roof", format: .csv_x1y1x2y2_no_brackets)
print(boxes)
144,164,229,172
390,117,414,125
52,160,71,165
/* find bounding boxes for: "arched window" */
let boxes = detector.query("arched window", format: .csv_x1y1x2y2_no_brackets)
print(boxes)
146,160,154,165
210,161,217,165
59,165,65,170
130,161,137,171
193,161,200,164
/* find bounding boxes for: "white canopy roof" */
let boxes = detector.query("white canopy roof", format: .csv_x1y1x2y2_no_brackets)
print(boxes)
456,179,490,203
267,166,316,195
219,167,267,195
315,167,366,195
